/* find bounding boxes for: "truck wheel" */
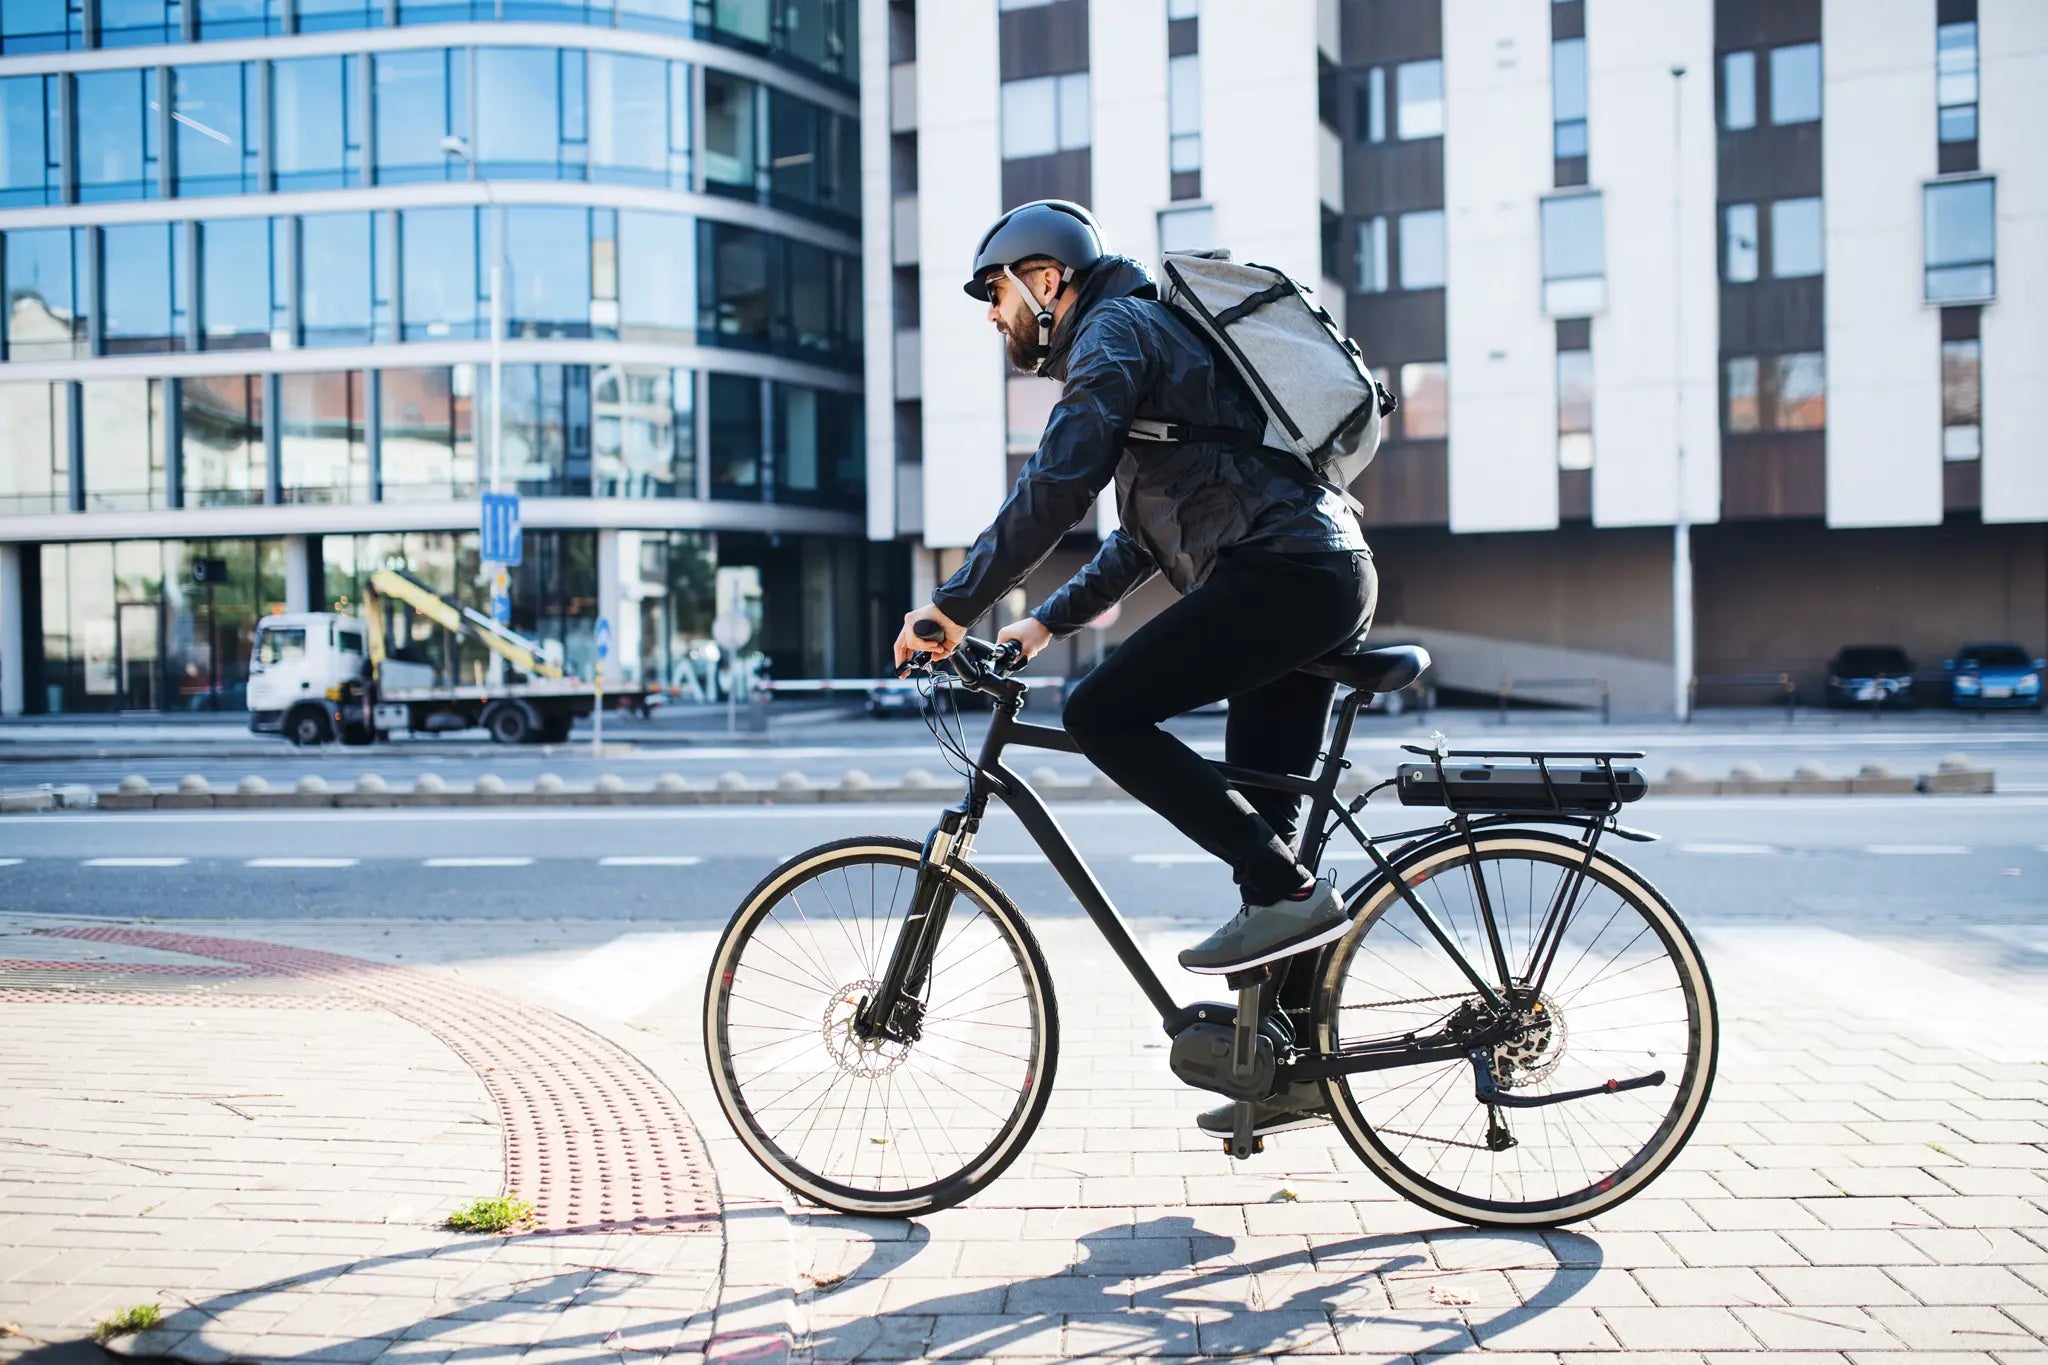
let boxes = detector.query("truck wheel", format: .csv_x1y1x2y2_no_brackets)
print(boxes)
487,705,534,744
287,707,332,747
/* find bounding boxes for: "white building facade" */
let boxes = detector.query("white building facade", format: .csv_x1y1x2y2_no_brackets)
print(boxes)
865,0,2046,712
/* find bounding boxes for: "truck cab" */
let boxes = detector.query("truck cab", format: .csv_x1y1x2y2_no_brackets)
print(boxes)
248,613,369,745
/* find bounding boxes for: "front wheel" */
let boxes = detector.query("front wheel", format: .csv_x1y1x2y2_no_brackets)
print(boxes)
1314,829,1717,1227
705,837,1059,1217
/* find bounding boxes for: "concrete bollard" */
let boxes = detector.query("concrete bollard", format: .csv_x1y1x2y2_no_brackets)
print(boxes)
237,776,269,795
118,774,151,794
716,771,750,793
1937,753,1974,774
178,774,209,794
355,773,388,794
777,771,811,793
901,768,940,790
1029,766,1063,788
533,773,567,794
595,773,626,794
473,774,507,795
839,769,873,789
655,772,691,792
1859,761,1894,779
1727,762,1766,783
1792,763,1828,780
413,772,447,794
296,775,329,794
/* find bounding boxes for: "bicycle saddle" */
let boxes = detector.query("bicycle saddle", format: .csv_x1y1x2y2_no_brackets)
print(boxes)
1300,642,1431,694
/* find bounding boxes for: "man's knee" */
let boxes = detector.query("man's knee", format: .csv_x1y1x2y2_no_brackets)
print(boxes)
1060,671,1137,748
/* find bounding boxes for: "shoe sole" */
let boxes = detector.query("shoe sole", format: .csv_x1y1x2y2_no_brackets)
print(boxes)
1196,1113,1330,1138
1178,915,1352,975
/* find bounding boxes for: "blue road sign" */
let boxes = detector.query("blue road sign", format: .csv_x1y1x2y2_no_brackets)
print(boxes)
481,492,522,565
595,616,612,661
490,592,511,624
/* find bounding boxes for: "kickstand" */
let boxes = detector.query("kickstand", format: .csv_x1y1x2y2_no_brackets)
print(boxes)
1222,970,1267,1160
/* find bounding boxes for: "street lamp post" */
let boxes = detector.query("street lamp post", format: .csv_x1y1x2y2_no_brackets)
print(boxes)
440,136,503,500
1670,64,1694,722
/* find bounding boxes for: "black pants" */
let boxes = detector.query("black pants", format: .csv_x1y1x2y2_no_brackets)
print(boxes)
1061,547,1378,906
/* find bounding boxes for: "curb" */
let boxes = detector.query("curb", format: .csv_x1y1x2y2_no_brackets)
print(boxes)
23,756,2000,814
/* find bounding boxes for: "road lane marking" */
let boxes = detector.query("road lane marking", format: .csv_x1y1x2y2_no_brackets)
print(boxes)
1863,844,1971,855
968,853,1046,864
245,857,360,869
1132,853,1211,865
597,855,703,867
423,856,535,868
0,858,21,867
82,856,189,867
1681,843,1776,855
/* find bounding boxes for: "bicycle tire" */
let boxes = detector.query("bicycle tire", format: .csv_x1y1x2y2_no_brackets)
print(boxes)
704,835,1059,1218
1312,828,1717,1227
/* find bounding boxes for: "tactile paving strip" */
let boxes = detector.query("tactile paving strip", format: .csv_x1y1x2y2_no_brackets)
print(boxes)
34,927,720,1236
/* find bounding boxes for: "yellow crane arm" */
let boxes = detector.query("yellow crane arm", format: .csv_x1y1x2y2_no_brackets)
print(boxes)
366,568,564,680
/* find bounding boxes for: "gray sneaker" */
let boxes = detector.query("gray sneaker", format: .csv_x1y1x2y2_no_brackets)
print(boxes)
1177,880,1349,975
1197,1082,1330,1137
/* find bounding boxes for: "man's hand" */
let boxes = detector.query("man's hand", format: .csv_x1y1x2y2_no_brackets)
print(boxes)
996,616,1054,660
893,605,965,671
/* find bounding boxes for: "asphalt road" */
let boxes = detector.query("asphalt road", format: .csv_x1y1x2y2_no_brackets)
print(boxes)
5,707,2046,793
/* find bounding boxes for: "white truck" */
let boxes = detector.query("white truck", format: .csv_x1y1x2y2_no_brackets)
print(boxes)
248,567,652,745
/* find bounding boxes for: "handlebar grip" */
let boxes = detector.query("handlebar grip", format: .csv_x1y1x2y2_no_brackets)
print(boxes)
913,618,946,642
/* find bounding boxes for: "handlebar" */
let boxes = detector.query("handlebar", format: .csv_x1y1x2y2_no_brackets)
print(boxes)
900,619,1028,688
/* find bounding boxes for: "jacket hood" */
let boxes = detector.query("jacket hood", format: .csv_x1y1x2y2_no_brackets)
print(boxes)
1042,254,1157,380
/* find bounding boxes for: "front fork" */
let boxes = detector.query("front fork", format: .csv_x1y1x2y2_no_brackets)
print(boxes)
856,806,977,1043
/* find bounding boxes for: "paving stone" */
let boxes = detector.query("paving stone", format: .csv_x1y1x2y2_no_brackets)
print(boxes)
1663,1231,1806,1268
1760,1266,1923,1307
1060,1309,1204,1358
1468,1307,1617,1352
1732,1305,1901,1350
1785,1228,1940,1266
1634,1268,1786,1307
1599,1307,1764,1351
1887,1266,2048,1307
1864,1307,2039,1351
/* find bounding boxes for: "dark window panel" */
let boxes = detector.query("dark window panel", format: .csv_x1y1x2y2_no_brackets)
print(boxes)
891,132,918,193
1937,0,1977,29
1556,317,1591,350
888,0,914,64
1720,432,1825,518
1716,122,1823,201
1350,440,1447,527
1344,138,1443,215
1340,0,1442,66
999,0,1090,82
1551,0,1584,40
1000,148,1091,211
1718,274,1826,355
707,371,763,500
1168,16,1198,56
1558,468,1591,520
1170,169,1201,201
1939,304,1981,341
1346,290,1446,366
1554,155,1588,188
1714,0,1819,50
1937,139,1979,175
1942,458,1980,514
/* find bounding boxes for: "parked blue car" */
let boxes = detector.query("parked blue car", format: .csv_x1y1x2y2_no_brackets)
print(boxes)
1944,642,2044,710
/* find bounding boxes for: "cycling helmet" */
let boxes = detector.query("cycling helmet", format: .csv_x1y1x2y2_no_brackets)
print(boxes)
963,199,1106,350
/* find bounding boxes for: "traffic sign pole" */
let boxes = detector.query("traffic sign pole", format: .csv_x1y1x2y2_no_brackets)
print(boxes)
593,617,611,755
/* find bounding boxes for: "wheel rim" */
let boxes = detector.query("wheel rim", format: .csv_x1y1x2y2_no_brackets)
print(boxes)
1320,837,1713,1220
294,716,323,745
710,847,1050,1210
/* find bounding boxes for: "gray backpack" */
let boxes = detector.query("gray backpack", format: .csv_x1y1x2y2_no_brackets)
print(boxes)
1130,249,1395,513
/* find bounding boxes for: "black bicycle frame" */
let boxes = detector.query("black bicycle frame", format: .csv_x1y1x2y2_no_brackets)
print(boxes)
858,678,1519,1054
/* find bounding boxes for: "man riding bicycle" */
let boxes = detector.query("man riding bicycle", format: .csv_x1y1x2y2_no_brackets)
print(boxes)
890,200,1379,1135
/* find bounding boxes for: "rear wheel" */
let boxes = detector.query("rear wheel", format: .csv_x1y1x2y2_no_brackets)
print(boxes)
486,704,533,744
1314,829,1716,1227
705,836,1058,1217
286,706,331,747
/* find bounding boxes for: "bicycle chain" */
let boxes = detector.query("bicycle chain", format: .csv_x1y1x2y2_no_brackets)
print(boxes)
1370,1125,1499,1151
1340,991,1472,1011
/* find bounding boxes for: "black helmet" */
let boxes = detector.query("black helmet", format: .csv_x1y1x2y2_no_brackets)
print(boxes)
962,199,1105,302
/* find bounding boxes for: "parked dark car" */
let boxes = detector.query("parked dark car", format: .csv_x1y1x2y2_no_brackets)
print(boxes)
1943,642,2044,710
1825,645,1916,709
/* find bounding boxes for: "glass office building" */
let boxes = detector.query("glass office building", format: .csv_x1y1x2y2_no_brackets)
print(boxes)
0,0,890,712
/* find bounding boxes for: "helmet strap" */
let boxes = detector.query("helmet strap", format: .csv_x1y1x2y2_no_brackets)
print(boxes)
1003,263,1074,355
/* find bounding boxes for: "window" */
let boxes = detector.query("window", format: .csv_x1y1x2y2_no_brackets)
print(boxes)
81,378,168,511
296,0,382,31
379,366,477,501
1540,193,1604,315
1770,197,1822,278
0,382,70,514
1724,356,1760,432
592,365,690,497
1941,338,1980,461
1397,210,1445,290
1937,22,1978,143
588,53,672,186
198,0,284,38
101,223,184,354
3,0,87,52
702,220,773,348
619,209,696,341
1723,203,1759,283
1557,346,1592,470
257,628,306,669
708,372,762,498
476,48,564,177
273,56,364,191
477,364,591,496
98,0,180,46
704,70,759,192
504,206,593,337
1361,67,1385,144
399,207,479,340
774,383,861,507
3,227,84,360
1773,352,1825,429
0,76,62,206
180,374,265,506
299,212,380,346
1552,38,1587,159
173,64,260,197
1399,362,1447,439
1925,178,1994,302
1769,43,1820,125
1395,60,1443,139
339,628,365,655
1168,54,1200,174
1354,216,1388,293
1158,206,1214,255
1001,72,1090,160
768,89,858,221
280,371,369,503
75,68,161,201
200,218,274,350
1167,0,1197,17
374,50,464,184
1721,51,1755,131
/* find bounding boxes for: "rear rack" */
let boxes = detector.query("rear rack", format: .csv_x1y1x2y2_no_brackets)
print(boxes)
1397,740,1647,816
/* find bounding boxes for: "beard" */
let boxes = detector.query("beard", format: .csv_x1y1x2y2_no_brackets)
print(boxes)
997,313,1045,372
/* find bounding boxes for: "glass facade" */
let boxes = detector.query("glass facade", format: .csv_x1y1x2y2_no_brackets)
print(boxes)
0,14,869,712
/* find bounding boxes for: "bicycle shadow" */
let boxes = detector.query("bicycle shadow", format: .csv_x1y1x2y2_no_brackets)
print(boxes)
801,1213,1604,1360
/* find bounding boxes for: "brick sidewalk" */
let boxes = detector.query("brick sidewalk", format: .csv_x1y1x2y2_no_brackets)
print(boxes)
2,910,2045,1364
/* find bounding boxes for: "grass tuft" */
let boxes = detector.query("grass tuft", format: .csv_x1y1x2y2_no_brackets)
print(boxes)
445,1195,537,1234
92,1304,162,1342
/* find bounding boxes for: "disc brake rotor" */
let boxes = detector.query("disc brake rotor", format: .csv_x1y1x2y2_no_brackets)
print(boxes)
1493,994,1567,1087
823,979,913,1079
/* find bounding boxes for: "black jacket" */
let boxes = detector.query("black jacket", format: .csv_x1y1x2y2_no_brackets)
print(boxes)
931,255,1368,638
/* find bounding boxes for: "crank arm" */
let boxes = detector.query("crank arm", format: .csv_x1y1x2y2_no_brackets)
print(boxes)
1468,1048,1665,1109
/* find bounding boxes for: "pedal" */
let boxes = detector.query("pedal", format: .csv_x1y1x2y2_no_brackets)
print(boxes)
1223,1100,1263,1160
